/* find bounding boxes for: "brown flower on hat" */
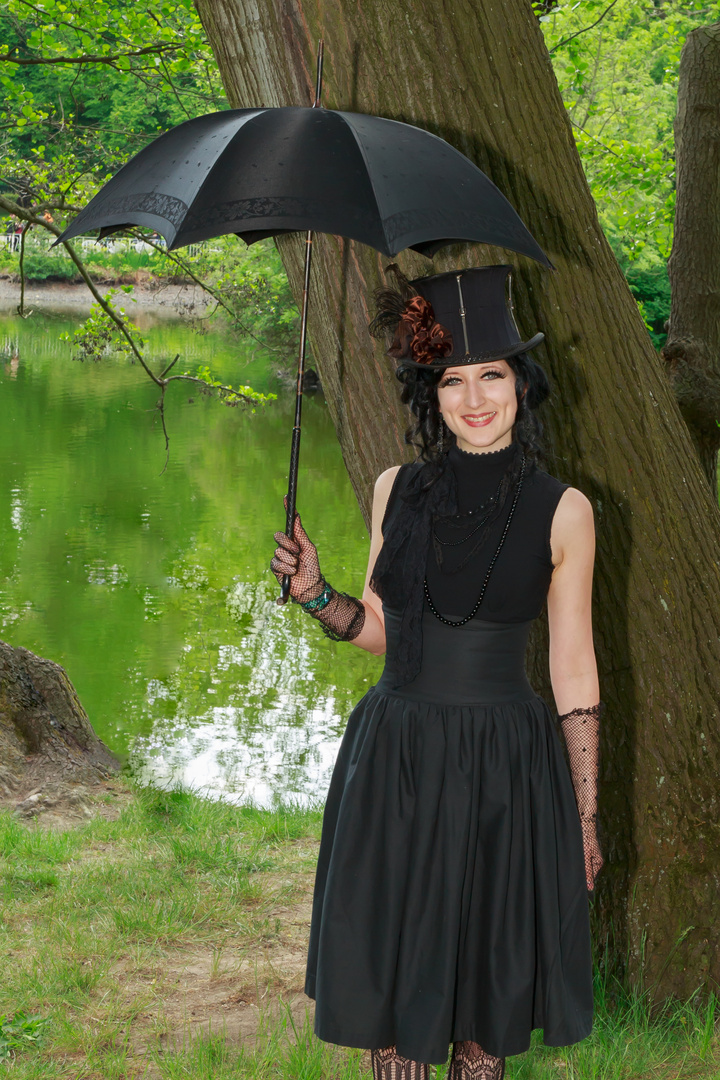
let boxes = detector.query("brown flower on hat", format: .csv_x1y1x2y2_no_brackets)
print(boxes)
369,264,454,366
388,295,454,364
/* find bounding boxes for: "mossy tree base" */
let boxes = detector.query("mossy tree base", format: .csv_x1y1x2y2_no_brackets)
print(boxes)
0,641,120,804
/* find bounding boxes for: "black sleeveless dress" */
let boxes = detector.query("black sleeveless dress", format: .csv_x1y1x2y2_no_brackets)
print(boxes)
304,442,594,1065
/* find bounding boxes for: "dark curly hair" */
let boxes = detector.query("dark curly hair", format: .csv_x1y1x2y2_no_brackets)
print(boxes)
395,352,550,471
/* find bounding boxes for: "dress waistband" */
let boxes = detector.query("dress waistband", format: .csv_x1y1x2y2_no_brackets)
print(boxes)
376,606,536,705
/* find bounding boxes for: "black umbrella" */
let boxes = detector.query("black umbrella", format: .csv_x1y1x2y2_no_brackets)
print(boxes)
57,43,552,603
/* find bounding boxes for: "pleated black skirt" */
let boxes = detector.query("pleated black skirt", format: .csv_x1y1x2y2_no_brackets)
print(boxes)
304,608,593,1065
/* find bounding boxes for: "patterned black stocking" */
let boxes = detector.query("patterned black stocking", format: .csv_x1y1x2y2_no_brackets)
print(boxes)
448,1041,506,1080
370,1046,429,1080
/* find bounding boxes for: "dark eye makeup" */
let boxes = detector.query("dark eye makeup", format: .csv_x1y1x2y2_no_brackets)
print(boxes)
438,370,504,388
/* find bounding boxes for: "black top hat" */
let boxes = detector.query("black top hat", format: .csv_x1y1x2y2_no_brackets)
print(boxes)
376,264,544,369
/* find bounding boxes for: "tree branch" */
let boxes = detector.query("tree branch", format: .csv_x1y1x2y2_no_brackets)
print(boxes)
549,0,620,55
569,117,621,158
0,197,271,466
17,223,30,318
0,195,160,384
0,44,183,66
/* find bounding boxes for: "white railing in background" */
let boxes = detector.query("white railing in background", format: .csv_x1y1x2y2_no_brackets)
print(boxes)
0,234,211,258
0,233,170,253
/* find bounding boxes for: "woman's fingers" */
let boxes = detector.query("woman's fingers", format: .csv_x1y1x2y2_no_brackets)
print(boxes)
273,531,300,555
583,833,603,890
272,548,299,571
270,554,298,578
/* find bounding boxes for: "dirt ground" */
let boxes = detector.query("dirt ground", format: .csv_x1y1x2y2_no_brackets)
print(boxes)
1,781,373,1075
124,877,317,1063
2,776,134,828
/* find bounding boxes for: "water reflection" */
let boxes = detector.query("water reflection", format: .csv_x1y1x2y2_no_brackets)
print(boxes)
0,307,382,806
130,581,359,808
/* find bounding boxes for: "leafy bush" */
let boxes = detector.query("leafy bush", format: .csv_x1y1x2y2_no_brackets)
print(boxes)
180,236,300,353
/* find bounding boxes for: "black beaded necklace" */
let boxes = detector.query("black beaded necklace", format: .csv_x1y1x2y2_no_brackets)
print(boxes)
432,475,504,546
424,451,526,626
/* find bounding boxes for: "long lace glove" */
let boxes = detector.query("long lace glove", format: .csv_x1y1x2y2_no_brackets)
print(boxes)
559,701,606,892
271,504,366,642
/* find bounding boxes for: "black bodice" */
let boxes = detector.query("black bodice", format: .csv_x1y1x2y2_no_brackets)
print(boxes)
383,441,570,624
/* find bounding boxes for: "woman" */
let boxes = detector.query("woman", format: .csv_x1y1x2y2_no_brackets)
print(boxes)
271,264,604,1080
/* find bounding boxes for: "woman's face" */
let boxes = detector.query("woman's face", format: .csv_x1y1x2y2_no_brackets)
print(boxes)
436,359,519,454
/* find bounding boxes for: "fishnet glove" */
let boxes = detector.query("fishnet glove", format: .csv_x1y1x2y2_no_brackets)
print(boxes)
271,500,366,643
559,701,606,892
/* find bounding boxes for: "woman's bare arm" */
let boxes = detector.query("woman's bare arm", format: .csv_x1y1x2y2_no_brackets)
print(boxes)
547,488,600,713
346,465,401,657
547,487,604,891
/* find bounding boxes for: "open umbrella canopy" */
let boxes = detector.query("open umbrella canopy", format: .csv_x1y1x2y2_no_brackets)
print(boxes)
57,106,552,266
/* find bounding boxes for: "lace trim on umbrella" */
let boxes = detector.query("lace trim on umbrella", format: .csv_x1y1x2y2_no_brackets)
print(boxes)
93,191,189,226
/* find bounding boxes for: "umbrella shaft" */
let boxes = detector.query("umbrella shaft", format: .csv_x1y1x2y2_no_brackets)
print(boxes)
278,228,314,604
293,229,314,431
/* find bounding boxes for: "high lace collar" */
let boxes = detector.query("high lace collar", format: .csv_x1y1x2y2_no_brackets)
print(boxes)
448,439,517,463
446,439,519,513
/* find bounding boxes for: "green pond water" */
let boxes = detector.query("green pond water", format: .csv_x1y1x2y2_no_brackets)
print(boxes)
0,305,382,807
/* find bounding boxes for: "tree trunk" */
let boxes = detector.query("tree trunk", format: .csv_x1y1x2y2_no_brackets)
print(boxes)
0,641,120,806
195,0,720,999
661,23,720,489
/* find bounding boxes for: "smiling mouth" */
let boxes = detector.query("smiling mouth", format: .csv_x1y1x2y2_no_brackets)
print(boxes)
462,412,496,425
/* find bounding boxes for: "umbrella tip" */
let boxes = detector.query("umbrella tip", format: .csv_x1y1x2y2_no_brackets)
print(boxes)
313,39,324,108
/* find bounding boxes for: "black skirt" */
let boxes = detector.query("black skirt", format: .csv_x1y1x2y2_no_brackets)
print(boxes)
304,607,593,1065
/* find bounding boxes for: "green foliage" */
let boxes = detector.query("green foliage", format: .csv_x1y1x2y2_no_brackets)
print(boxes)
186,362,278,406
540,0,720,346
0,0,224,179
0,0,287,392
1,0,717,367
180,236,300,353
1,248,76,280
59,288,147,361
0,1011,49,1061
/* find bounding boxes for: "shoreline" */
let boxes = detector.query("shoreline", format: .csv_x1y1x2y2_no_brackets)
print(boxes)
0,275,214,316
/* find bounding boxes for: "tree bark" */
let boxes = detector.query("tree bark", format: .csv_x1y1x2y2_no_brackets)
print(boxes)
0,641,120,804
195,0,720,999
661,23,720,488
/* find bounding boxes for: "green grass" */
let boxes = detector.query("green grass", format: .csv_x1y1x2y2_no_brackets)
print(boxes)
0,780,717,1078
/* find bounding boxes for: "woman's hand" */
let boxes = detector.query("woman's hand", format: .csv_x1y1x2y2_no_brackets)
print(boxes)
270,498,367,644
581,819,604,892
270,499,326,604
